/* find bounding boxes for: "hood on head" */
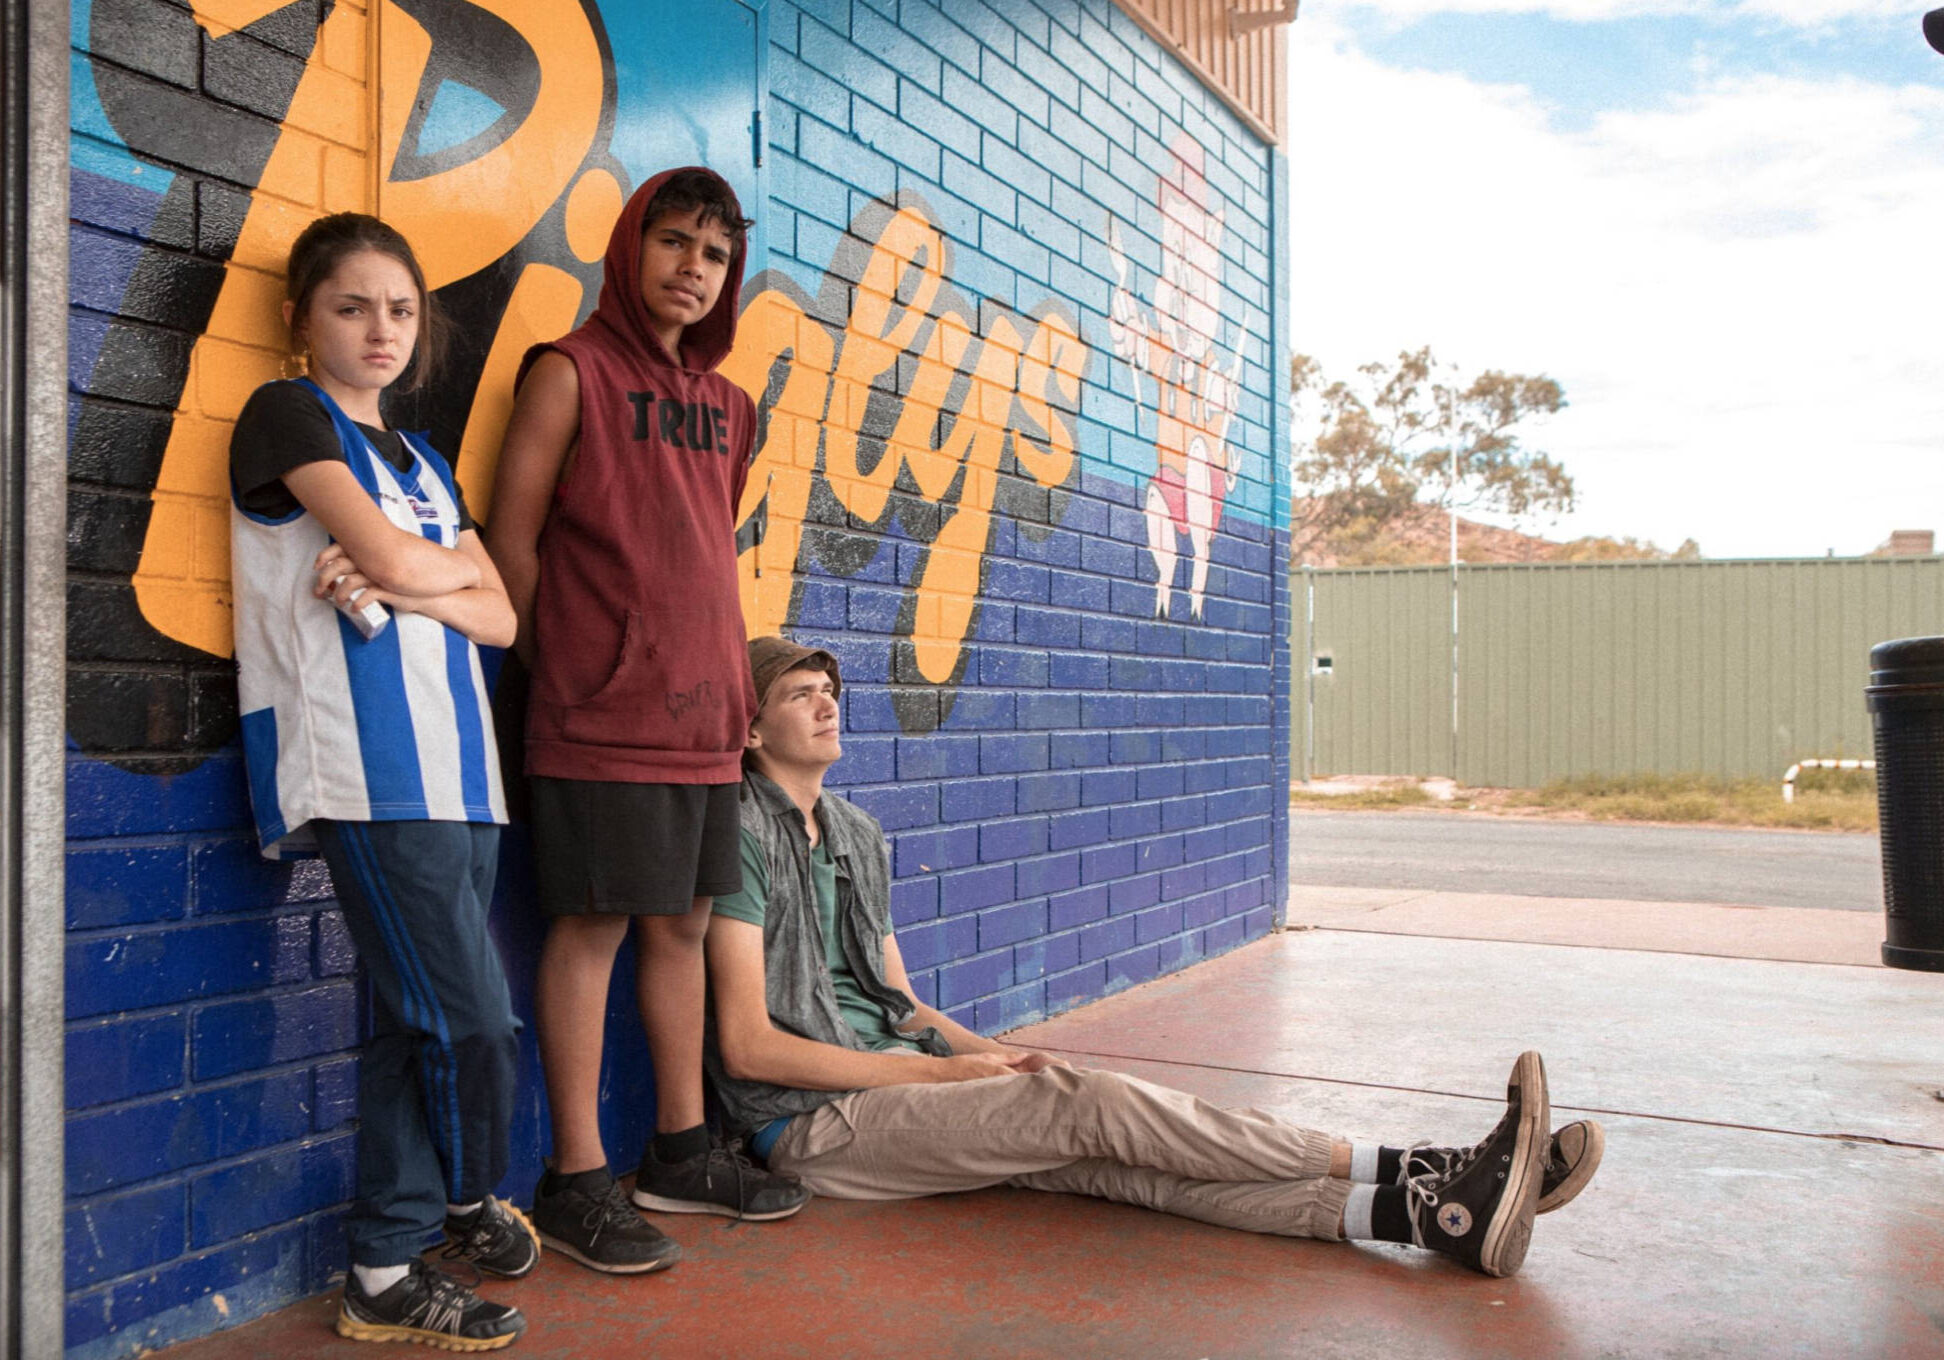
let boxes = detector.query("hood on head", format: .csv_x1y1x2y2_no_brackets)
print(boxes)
585,165,748,373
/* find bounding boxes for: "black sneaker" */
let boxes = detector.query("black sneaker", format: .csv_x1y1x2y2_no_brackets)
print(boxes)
336,1260,525,1351
531,1168,682,1274
631,1142,811,1221
1404,1050,1548,1278
1405,1117,1605,1216
442,1196,541,1279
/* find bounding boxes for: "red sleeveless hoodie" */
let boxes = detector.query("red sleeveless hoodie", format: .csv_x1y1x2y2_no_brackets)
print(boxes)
521,167,757,783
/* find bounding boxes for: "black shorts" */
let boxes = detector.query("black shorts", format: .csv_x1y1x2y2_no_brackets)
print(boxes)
529,777,742,915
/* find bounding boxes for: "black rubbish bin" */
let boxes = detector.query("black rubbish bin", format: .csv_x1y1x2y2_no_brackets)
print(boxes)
1868,635,1944,972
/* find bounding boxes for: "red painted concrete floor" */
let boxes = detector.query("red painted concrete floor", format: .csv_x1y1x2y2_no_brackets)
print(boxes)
154,893,1944,1359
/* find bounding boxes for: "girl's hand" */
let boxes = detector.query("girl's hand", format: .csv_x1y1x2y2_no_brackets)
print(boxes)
313,544,377,607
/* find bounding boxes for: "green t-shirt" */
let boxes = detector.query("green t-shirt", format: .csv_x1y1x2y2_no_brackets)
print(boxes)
713,828,920,1055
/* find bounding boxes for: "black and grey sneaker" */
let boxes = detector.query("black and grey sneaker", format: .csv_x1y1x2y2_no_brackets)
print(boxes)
631,1141,811,1221
1405,1117,1605,1215
531,1168,682,1275
1404,1050,1548,1278
442,1196,541,1279
336,1260,525,1351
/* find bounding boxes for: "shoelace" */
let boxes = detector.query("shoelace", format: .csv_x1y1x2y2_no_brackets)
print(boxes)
704,1144,753,1225
1400,1139,1485,1248
399,1267,475,1336
441,1203,509,1264
582,1182,647,1243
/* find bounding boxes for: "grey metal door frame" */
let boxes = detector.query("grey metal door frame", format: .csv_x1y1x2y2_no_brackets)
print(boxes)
2,0,69,1353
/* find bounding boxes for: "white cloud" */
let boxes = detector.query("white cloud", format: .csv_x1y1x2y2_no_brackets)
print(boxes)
1285,25,1944,556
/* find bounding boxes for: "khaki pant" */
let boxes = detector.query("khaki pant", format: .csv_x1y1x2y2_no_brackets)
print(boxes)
768,1065,1352,1240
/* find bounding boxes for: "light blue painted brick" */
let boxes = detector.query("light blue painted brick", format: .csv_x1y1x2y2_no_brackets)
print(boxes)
981,212,1050,285
980,48,1051,128
942,150,1015,223
794,0,848,33
801,16,897,110
1015,28,1080,110
943,64,1018,144
770,149,853,229
1131,58,1183,124
1107,71,1161,141
1013,928,1080,982
978,899,1046,950
1078,87,1136,156
950,1,1018,60
944,243,1015,308
771,49,850,128
800,117,896,201
1018,197,1080,264
855,6,943,91
898,166,980,245
792,215,845,275
853,97,942,178
899,0,983,75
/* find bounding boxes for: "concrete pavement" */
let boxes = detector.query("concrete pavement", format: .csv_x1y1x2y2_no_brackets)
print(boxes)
152,877,1944,1358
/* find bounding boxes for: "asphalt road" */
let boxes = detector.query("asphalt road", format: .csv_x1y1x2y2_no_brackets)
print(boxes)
1288,809,1883,912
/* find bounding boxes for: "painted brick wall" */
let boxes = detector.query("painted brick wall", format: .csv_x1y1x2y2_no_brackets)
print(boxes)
63,0,1292,1353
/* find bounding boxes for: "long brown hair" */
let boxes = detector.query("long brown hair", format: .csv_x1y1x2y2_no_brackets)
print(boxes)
284,213,446,392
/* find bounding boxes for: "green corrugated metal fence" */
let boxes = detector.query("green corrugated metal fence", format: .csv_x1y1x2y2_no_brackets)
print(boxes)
1294,557,1944,787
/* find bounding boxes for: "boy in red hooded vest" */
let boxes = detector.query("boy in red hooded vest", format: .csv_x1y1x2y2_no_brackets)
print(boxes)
488,168,810,1273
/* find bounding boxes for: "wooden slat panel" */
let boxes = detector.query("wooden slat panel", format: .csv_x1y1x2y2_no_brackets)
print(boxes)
1114,0,1287,144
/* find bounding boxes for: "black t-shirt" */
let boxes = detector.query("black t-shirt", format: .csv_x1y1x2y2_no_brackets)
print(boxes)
229,381,474,529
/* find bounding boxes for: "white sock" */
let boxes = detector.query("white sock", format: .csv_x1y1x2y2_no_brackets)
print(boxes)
1341,1183,1378,1241
1348,1142,1381,1184
352,1263,410,1295
448,1200,483,1220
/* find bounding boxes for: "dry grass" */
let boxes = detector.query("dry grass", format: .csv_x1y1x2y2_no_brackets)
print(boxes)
1514,770,1878,831
1288,783,1434,810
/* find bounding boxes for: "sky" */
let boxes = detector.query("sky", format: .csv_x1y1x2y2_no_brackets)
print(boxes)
1282,0,1944,558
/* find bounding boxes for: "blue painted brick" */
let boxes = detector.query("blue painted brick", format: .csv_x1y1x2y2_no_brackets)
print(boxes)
897,734,980,780
845,784,939,832
1245,905,1275,938
846,584,905,633
937,950,1013,1009
1015,851,1081,898
1244,846,1272,881
1182,888,1227,930
314,1058,357,1132
1109,873,1160,915
1014,523,1081,569
1184,694,1226,724
898,913,978,972
1081,769,1135,806
1110,655,1158,690
1082,614,1138,654
1016,773,1080,813
1014,604,1080,647
67,843,188,929
980,733,1048,774
941,776,1016,823
1139,620,1187,657
795,579,848,628
1184,825,1227,861
890,875,940,926
1079,693,1135,727
827,735,895,784
908,971,939,1008
1050,651,1108,689
980,816,1047,862
1206,853,1248,890
1048,808,1109,850
1050,732,1110,769
1136,901,1185,944
1047,569,1109,611
1230,878,1268,913
1014,929,1081,981
1115,579,1161,616
190,1136,356,1248
1184,761,1225,794
1081,535,1138,578
313,909,356,978
979,899,1047,950
1162,795,1207,832
1048,884,1108,931
67,749,250,839
845,687,908,733
66,1011,185,1109
1078,915,1137,962
1161,862,1208,902
977,647,1048,688
191,839,333,916
1139,693,1186,728
82,1221,310,1348
191,983,358,1082
1226,815,1273,854
67,916,311,1019
973,600,1017,643
950,688,1015,729
66,1071,312,1196
1185,626,1227,661
1155,931,1206,974
1138,764,1185,801
66,1181,185,1288
1111,731,1157,764
1163,728,1208,761
1045,961,1106,1011
1137,834,1185,873
1016,692,1079,730
939,862,1014,916
1106,943,1162,991
974,980,1046,1033
895,826,980,877
984,558,1049,603
1207,916,1247,954
1081,842,1137,884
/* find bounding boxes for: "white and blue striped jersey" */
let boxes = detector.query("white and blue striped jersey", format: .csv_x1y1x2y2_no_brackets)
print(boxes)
231,379,506,860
